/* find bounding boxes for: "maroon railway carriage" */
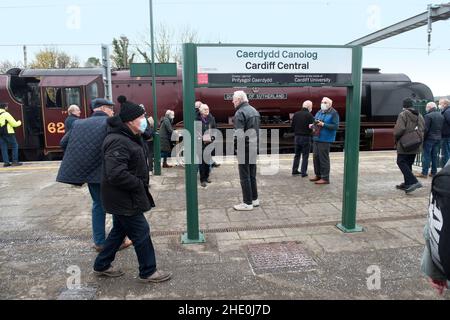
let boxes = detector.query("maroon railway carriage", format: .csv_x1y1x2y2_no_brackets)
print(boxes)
0,67,433,160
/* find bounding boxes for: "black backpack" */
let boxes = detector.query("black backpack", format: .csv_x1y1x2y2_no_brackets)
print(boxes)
0,112,8,136
428,163,450,280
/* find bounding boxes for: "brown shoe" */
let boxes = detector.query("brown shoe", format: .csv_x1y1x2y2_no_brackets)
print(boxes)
309,176,321,182
414,172,427,179
93,244,104,253
94,265,125,278
139,270,172,283
162,163,173,168
315,179,330,185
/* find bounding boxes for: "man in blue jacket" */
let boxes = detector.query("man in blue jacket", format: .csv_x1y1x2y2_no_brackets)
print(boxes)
309,97,339,185
56,98,132,252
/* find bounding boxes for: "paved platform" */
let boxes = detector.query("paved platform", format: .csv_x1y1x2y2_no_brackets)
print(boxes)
0,151,447,300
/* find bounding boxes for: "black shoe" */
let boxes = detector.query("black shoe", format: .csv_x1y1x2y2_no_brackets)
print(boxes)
211,162,220,168
301,174,308,178
206,178,212,183
396,183,406,190
201,181,207,188
3,163,11,167
292,171,301,176
11,162,23,166
405,182,423,194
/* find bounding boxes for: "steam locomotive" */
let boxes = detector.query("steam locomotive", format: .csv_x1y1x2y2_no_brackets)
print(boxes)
0,67,433,160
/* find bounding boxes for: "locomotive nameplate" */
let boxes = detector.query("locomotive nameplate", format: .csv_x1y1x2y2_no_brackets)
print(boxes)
224,93,287,100
197,45,352,87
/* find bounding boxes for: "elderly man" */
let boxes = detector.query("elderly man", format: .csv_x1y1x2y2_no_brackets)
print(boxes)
291,100,314,177
57,98,132,252
93,100,171,283
159,109,176,168
310,97,339,185
196,103,217,187
65,104,81,132
232,91,261,211
439,98,450,166
415,102,444,178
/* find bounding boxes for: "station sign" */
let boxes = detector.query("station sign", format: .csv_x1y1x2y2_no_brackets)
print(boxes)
196,46,352,86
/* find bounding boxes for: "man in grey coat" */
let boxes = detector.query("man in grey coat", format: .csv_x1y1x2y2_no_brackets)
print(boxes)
232,91,261,211
393,98,425,194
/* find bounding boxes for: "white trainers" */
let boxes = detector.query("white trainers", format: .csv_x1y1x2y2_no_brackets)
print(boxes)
252,199,260,207
233,203,254,211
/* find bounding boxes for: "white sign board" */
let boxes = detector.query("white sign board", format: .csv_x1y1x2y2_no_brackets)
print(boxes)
196,46,353,86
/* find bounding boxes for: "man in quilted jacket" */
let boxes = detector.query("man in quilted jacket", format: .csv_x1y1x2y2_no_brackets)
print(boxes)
56,98,132,252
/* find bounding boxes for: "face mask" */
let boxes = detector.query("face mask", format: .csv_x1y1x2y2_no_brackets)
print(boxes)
139,118,147,133
320,103,328,111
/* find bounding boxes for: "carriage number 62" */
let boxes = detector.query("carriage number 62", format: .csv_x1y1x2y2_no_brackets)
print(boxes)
47,122,65,134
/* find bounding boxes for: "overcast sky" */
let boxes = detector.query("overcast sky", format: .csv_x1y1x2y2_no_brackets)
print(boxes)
1,0,449,95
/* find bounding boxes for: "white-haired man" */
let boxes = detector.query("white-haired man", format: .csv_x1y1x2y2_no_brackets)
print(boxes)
65,104,81,132
159,109,175,168
310,97,339,185
439,98,450,166
232,91,261,211
291,100,314,177
415,102,444,178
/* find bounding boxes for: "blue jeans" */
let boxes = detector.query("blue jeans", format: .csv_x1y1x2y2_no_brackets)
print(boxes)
441,137,450,168
0,134,19,164
88,183,115,246
94,213,157,279
421,139,440,175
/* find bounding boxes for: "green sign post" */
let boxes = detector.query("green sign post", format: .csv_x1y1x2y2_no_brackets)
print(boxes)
181,43,363,244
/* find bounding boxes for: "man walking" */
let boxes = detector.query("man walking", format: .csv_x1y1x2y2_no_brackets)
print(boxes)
232,91,261,211
93,100,171,283
291,100,314,177
57,98,132,252
394,98,425,194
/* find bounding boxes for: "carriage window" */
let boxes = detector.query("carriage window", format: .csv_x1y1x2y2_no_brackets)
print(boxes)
65,87,81,107
45,87,63,108
89,82,99,100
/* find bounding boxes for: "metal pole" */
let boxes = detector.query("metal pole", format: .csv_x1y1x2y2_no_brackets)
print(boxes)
149,0,161,175
181,43,204,244
337,45,363,233
23,45,27,68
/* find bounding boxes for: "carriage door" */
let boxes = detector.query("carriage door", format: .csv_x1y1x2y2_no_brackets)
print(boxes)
41,86,83,149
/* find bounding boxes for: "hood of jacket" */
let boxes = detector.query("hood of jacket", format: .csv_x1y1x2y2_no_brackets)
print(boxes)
106,115,143,146
404,108,419,120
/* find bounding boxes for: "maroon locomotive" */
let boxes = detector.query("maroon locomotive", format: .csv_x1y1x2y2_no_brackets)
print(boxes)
0,67,433,160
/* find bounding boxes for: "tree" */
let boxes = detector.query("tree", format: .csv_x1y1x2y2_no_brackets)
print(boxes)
85,57,101,68
30,47,79,69
172,24,199,66
0,60,23,73
136,23,173,63
111,36,135,69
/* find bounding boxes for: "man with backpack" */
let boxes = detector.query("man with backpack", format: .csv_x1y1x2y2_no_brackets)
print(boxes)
0,102,23,167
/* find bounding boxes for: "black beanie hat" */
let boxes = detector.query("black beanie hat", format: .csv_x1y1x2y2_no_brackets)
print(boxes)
119,101,145,122
403,98,414,108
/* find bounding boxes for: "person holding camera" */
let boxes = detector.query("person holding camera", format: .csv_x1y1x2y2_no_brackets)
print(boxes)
309,97,339,185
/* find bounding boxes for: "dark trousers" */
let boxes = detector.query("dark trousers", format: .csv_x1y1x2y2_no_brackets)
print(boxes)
0,134,19,163
238,163,258,205
94,213,156,279
147,140,154,172
199,161,210,182
313,141,331,181
396,153,418,186
292,135,311,174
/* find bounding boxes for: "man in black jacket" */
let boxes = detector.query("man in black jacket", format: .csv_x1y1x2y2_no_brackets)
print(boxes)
232,91,261,211
416,102,444,178
291,100,314,177
93,101,172,283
